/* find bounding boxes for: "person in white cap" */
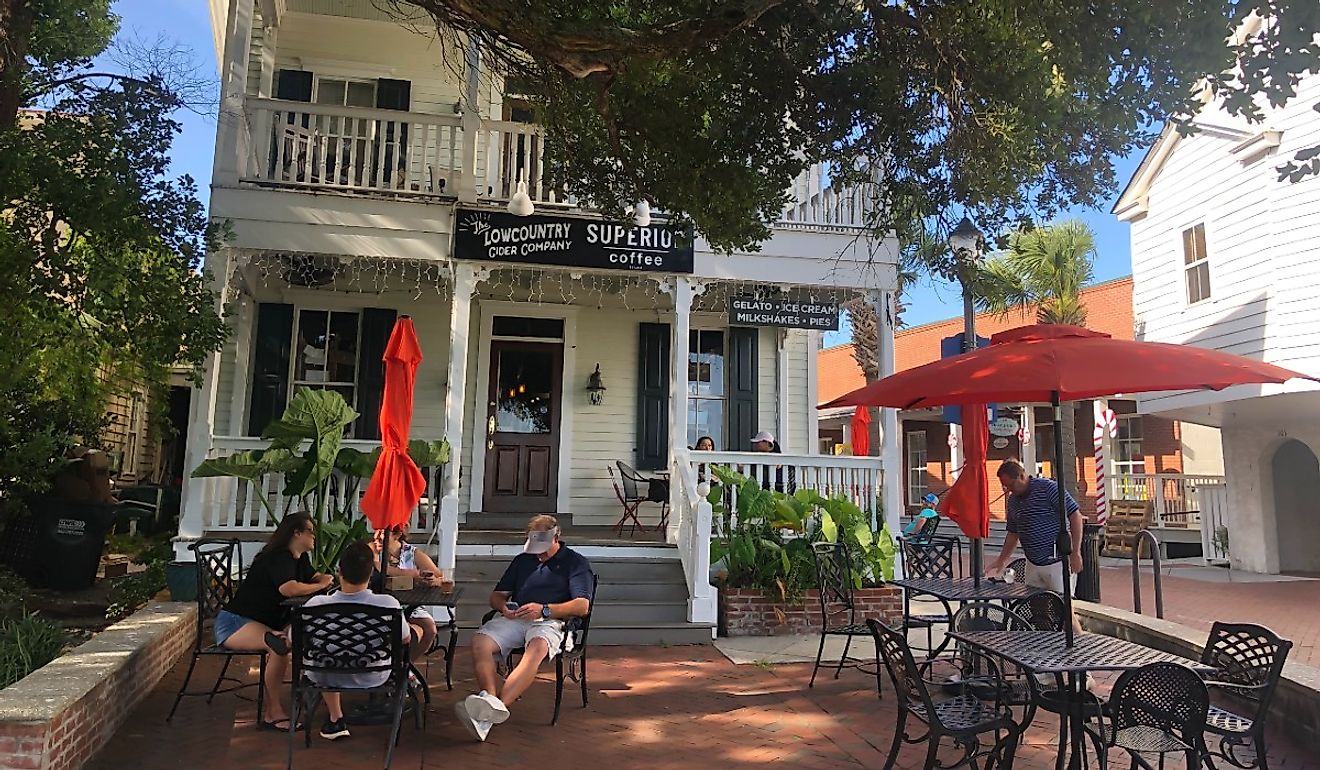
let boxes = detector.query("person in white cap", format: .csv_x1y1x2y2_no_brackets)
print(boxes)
750,431,796,493
454,515,594,741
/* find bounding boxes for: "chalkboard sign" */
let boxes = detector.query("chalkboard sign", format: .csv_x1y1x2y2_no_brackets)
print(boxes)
729,296,840,330
453,207,694,273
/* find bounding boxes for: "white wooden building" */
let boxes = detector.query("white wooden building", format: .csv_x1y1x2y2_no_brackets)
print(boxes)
1114,55,1320,575
187,0,903,637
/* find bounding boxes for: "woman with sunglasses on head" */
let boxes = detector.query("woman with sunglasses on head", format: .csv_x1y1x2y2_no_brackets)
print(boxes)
214,511,333,730
372,527,441,661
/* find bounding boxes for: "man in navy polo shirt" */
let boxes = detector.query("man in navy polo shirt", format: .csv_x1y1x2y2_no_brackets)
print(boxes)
454,515,593,742
986,459,1084,633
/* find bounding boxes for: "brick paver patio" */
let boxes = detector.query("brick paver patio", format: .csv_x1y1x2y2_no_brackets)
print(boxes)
92,642,1315,769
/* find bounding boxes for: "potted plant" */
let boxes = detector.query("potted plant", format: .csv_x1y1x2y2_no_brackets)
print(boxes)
191,387,448,573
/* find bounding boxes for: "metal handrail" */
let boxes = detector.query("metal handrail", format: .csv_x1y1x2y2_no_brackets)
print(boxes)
1131,528,1164,619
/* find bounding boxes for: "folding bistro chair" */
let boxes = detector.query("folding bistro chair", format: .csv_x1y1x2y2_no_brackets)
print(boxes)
610,461,669,536
167,539,268,723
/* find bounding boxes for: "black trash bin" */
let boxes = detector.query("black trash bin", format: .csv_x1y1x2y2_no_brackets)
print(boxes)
1075,522,1103,602
23,496,118,591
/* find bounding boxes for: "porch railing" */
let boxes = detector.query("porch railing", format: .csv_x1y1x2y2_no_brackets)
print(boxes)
1199,484,1231,565
1110,473,1226,529
692,450,885,529
195,436,441,535
670,449,715,625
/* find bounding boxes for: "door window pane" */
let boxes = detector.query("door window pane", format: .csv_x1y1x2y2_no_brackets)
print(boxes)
346,81,376,108
495,350,553,433
687,329,726,449
687,399,724,450
295,310,329,382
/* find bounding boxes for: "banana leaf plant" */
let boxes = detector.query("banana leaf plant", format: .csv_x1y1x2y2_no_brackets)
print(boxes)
192,387,450,572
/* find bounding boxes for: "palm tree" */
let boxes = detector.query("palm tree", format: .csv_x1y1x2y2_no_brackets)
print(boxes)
975,218,1097,496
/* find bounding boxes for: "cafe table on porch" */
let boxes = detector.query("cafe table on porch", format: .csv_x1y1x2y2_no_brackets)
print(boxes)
948,629,1215,770
890,577,1044,658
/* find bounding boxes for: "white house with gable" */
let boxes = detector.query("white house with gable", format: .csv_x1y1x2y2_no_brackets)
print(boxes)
187,0,903,640
1114,34,1320,575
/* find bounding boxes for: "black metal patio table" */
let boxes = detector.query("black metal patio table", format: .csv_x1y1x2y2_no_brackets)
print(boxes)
949,630,1214,770
891,578,1044,658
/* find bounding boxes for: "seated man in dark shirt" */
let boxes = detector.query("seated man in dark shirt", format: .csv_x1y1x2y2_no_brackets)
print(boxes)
454,515,593,742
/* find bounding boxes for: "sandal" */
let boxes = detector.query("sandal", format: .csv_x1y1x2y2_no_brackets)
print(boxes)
258,717,305,732
264,631,289,656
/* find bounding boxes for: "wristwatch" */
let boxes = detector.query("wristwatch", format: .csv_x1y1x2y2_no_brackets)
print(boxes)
541,604,552,619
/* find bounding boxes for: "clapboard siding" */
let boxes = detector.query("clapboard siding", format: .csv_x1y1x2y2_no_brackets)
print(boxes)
567,311,641,526
784,330,813,454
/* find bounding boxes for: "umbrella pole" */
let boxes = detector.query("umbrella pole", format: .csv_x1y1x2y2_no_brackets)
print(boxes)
972,538,982,587
378,529,390,593
1052,392,1075,647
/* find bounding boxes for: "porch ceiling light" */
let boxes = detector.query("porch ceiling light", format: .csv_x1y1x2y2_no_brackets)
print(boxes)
586,363,607,406
508,169,535,217
633,199,652,228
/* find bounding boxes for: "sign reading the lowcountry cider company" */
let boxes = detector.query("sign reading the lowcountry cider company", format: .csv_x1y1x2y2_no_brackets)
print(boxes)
729,296,840,330
453,207,694,273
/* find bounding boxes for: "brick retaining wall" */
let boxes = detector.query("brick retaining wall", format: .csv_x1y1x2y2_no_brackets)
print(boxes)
721,586,902,637
0,602,195,770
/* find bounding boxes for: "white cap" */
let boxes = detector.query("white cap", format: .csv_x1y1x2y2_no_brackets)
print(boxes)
522,527,558,555
750,431,776,444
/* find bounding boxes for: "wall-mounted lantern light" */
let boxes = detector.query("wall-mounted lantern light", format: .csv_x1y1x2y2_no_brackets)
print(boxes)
586,363,607,405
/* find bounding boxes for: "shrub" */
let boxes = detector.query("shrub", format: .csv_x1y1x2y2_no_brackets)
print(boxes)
105,559,167,621
0,613,67,689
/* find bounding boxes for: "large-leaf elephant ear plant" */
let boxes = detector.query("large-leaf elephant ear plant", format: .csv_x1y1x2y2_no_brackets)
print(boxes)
192,388,450,573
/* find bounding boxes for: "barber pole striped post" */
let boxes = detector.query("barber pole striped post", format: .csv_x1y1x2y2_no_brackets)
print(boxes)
1094,408,1118,524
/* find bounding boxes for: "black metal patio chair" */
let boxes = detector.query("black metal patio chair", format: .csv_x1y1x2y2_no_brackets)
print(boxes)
287,603,415,770
867,617,1021,769
1009,591,1068,632
166,539,268,724
1088,662,1210,770
481,573,598,724
808,541,882,691
950,603,1040,730
1006,557,1027,584
1198,622,1293,770
900,537,961,656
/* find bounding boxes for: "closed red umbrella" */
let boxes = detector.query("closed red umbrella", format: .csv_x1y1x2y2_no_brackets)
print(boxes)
821,323,1316,646
850,406,871,456
938,403,990,540
360,316,426,584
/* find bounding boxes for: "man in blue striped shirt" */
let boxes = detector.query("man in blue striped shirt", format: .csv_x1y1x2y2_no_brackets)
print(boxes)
987,459,1084,633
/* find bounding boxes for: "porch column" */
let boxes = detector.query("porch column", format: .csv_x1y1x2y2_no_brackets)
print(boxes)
439,264,482,571
873,290,903,538
806,331,820,455
213,0,256,187
667,277,696,542
776,329,790,451
176,249,234,560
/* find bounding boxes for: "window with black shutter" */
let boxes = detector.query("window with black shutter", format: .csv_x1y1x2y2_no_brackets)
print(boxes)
354,308,398,440
726,327,759,452
635,323,670,470
248,303,294,436
374,78,411,188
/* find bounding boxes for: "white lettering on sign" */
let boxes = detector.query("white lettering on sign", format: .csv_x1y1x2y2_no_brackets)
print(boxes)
586,223,675,251
56,518,86,536
480,221,573,247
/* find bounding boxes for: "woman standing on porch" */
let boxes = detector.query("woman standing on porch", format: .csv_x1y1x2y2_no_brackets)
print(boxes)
214,512,333,730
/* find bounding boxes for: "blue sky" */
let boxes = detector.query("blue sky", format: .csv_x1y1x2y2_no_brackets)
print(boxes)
109,0,1143,338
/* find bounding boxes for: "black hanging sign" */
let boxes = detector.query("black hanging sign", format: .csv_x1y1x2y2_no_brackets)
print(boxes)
730,296,840,330
453,207,694,273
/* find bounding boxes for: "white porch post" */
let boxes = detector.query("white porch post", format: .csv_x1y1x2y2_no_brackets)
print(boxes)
874,290,903,537
439,264,480,571
176,249,234,560
667,277,695,542
776,329,790,450
213,0,255,187
806,330,820,455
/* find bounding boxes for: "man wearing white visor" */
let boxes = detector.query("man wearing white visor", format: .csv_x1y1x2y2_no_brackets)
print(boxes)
454,514,594,741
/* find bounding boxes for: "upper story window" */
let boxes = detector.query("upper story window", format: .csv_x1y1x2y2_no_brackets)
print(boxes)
1182,223,1211,304
315,78,376,108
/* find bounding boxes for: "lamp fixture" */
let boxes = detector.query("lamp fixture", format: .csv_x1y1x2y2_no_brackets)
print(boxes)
586,363,607,406
507,168,534,217
947,215,984,262
633,199,652,228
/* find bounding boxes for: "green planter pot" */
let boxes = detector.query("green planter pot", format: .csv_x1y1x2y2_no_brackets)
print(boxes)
166,562,197,603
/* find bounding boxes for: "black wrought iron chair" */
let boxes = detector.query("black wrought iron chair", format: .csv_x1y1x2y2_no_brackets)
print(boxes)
950,603,1038,730
1009,591,1068,632
900,537,960,656
1006,556,1028,584
481,573,598,724
287,603,414,770
1088,662,1210,770
167,539,268,723
867,618,1021,769
610,462,669,535
1198,622,1293,770
808,542,881,691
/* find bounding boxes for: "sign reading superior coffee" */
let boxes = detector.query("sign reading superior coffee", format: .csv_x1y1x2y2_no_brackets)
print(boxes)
730,296,840,330
453,207,694,273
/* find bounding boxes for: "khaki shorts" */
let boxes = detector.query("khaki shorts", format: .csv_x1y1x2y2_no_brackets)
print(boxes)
475,616,568,659
1024,560,1075,597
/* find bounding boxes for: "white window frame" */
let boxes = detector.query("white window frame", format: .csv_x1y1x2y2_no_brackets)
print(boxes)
313,76,377,108
687,327,728,450
906,430,929,505
1181,222,1212,305
288,307,363,411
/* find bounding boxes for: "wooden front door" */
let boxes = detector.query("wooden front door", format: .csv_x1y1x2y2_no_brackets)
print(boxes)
482,341,562,513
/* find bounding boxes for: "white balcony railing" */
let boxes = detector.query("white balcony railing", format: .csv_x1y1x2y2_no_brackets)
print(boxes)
239,98,871,227
1110,473,1226,529
670,449,716,625
195,436,442,535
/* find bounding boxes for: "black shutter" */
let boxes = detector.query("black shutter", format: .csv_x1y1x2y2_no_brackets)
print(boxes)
275,69,313,102
636,323,671,471
374,79,412,188
248,303,294,436
375,79,411,111
354,308,398,440
727,327,759,452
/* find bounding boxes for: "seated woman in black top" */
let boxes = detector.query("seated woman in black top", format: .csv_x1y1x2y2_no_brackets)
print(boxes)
215,512,332,730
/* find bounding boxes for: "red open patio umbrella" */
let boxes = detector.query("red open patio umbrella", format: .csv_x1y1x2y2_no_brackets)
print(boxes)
821,323,1316,646
360,315,426,586
850,406,871,456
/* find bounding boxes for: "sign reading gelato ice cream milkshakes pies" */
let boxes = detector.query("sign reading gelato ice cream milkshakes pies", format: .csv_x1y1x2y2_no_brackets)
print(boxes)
453,207,694,273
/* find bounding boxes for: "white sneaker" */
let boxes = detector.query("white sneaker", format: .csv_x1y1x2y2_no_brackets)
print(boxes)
453,700,491,742
465,691,511,725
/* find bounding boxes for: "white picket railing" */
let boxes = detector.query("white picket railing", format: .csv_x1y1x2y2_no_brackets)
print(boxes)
670,449,716,625
692,450,885,529
195,436,443,535
1199,484,1231,565
1110,473,1226,529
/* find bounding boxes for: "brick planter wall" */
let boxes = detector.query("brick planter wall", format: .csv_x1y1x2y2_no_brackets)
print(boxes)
721,586,903,637
0,602,195,770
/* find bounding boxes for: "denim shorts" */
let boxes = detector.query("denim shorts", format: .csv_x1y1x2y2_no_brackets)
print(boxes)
213,609,251,646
